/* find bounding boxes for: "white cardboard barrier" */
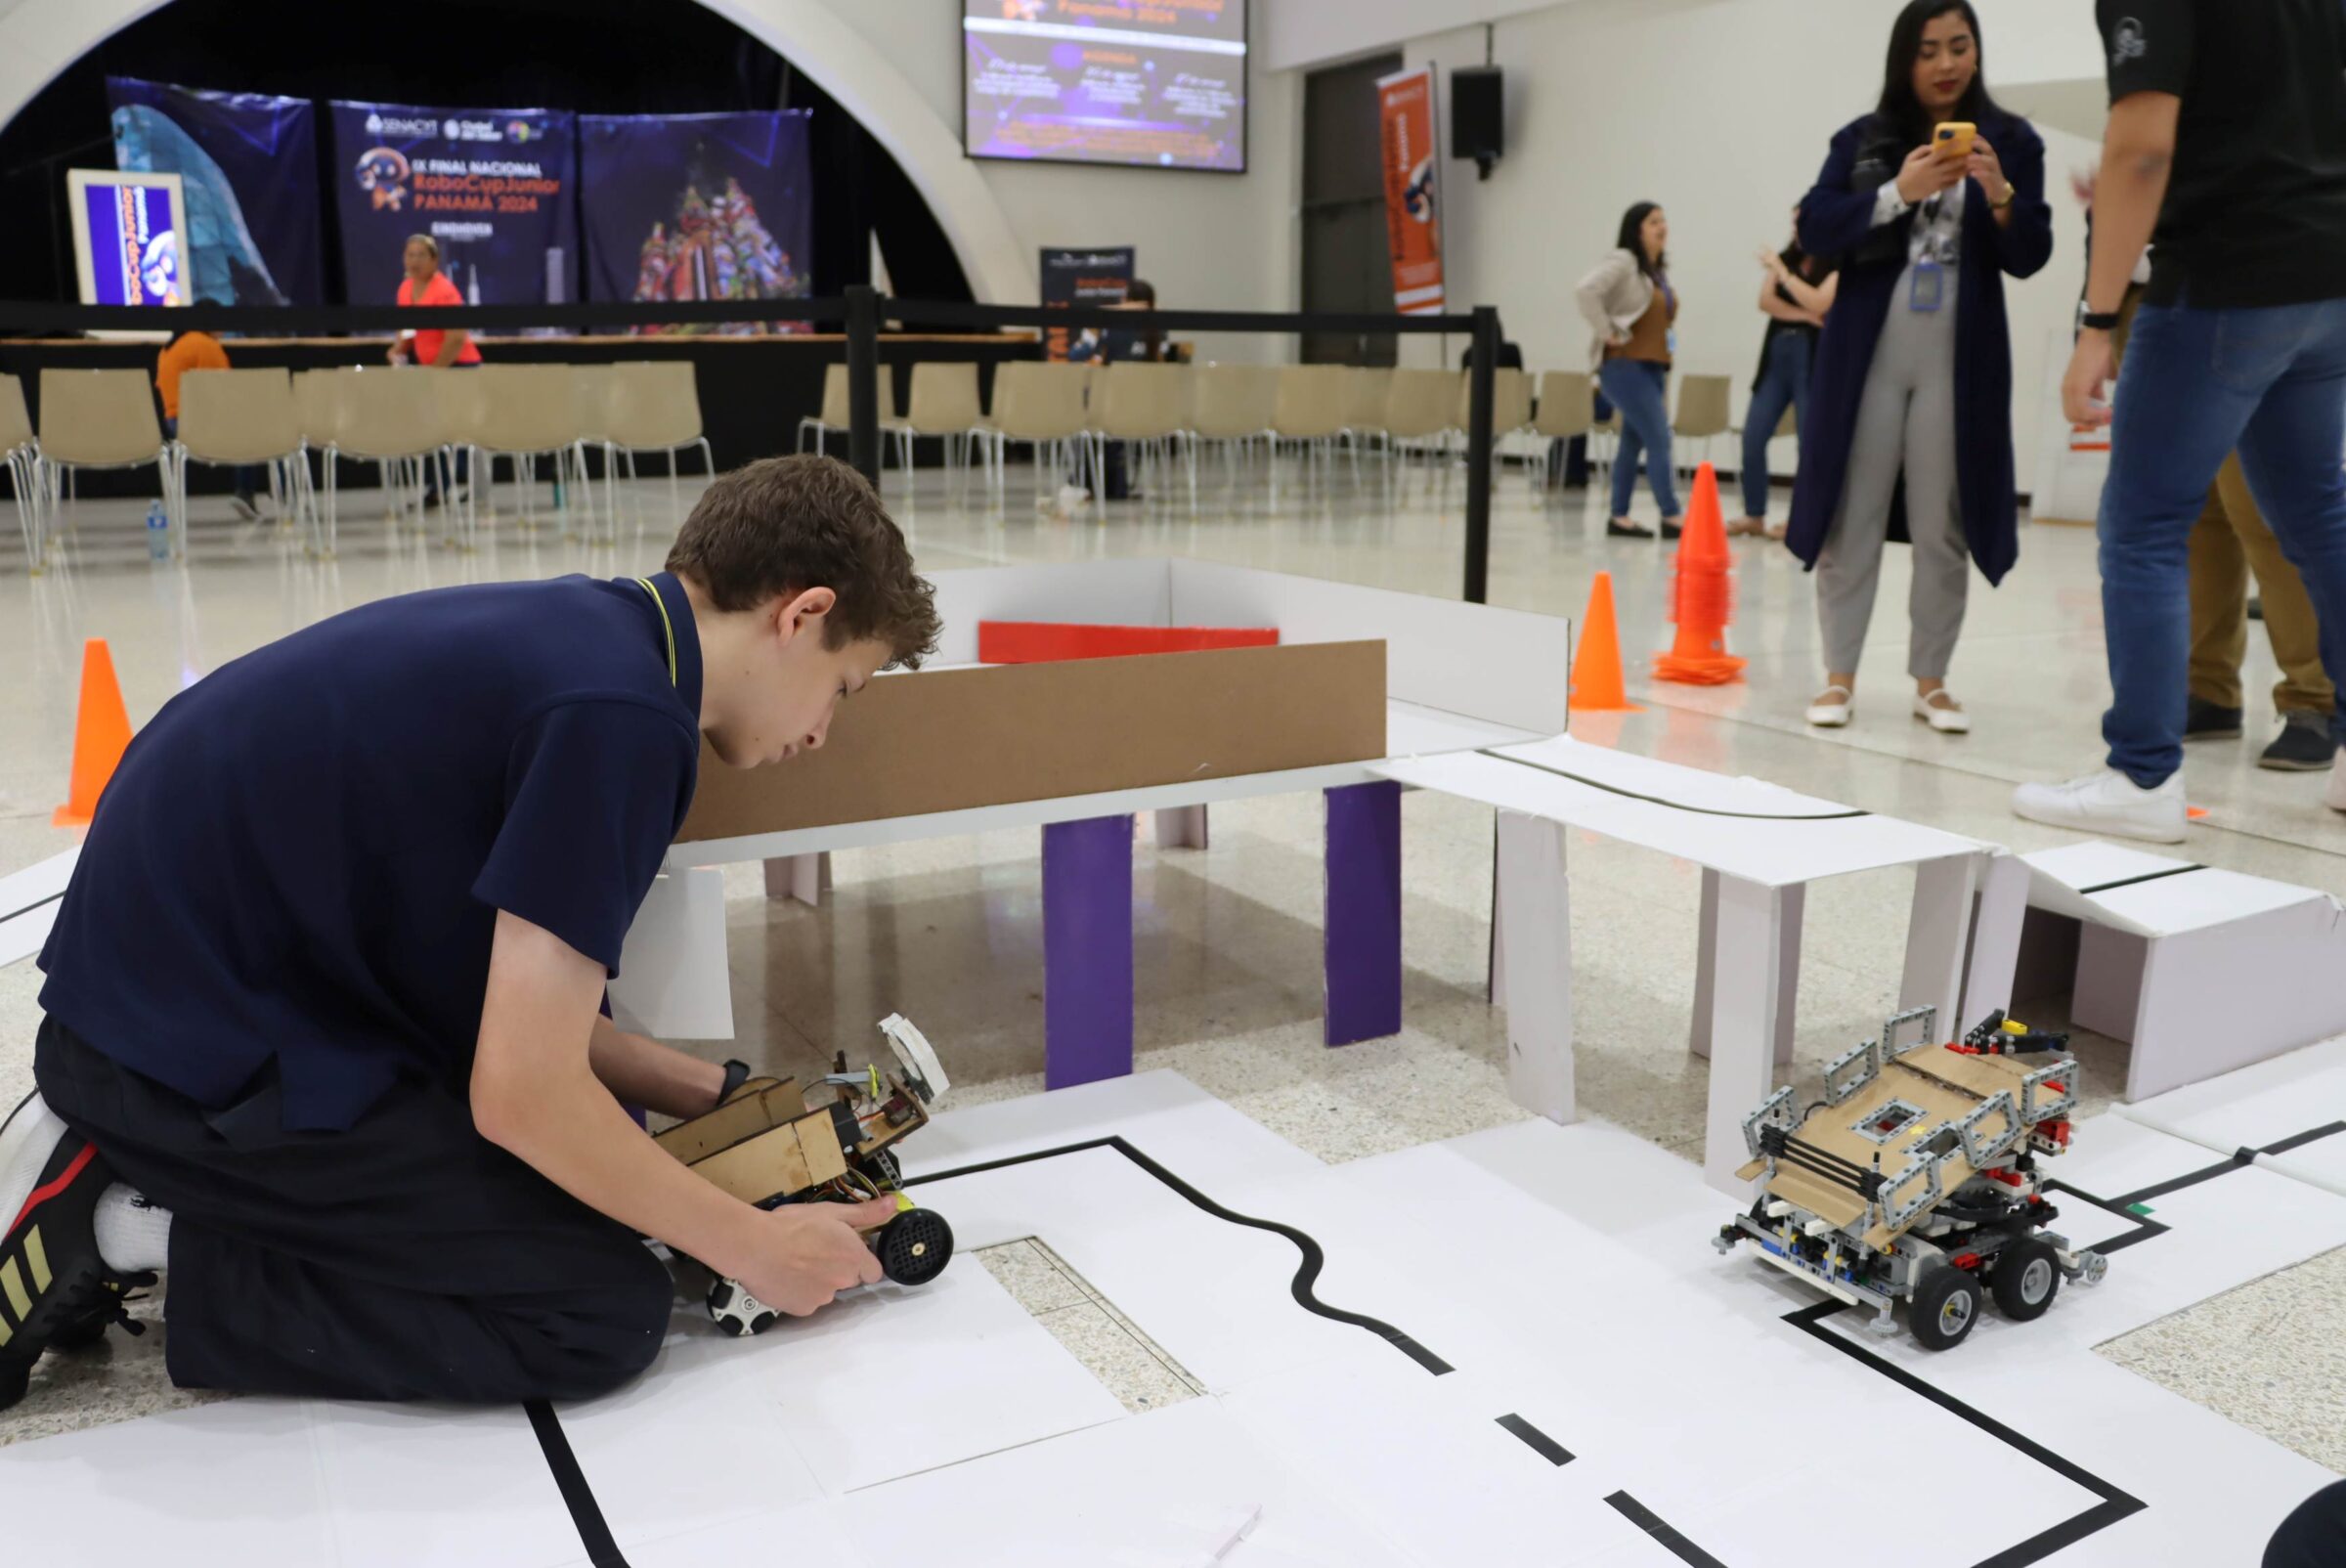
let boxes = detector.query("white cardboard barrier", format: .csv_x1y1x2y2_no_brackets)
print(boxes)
0,847,76,969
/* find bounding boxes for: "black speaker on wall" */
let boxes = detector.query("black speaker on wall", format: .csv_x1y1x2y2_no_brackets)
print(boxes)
1452,65,1503,180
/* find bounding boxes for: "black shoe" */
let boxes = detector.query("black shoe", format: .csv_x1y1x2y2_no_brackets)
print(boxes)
2183,696,2243,741
1605,518,1656,539
2247,596,2265,622
0,1095,150,1411
2259,710,2337,771
1660,519,1683,542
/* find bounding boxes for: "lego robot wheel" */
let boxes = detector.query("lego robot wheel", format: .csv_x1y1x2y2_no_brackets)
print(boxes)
707,1279,779,1338
1990,1238,2062,1322
0,1361,26,1414
877,1208,954,1286
1908,1265,1982,1351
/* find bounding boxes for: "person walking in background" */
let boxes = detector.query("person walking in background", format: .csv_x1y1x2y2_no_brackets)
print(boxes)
1577,202,1682,541
1788,0,2053,735
1732,208,1838,540
2015,0,2346,842
155,311,259,522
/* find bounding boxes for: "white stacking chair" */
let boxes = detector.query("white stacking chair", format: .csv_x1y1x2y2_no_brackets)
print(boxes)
799,364,850,456
603,361,716,532
1184,365,1278,493
172,368,307,544
1336,367,1394,488
1379,370,1461,489
1088,363,1187,505
35,369,172,556
1673,373,1733,491
894,363,984,498
1268,365,1351,504
1532,370,1595,495
975,362,1091,504
469,365,595,539
0,374,43,572
322,368,441,558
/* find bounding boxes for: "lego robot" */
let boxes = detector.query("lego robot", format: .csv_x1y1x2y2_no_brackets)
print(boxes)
656,1015,955,1336
1715,1007,2107,1350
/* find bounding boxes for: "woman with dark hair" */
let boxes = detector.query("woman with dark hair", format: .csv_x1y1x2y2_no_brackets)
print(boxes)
1577,202,1681,540
1732,205,1838,539
1788,0,2052,733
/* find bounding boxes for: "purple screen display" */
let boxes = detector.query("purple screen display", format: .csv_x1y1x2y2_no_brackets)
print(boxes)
965,0,1245,172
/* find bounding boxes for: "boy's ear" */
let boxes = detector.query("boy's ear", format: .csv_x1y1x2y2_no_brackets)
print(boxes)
776,586,837,643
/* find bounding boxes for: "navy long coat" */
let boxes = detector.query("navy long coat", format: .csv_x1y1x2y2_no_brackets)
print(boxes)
1786,110,2055,586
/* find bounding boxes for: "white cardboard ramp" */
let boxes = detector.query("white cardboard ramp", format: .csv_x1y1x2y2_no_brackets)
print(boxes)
2020,843,2346,1101
2115,1035,2346,1198
0,846,75,969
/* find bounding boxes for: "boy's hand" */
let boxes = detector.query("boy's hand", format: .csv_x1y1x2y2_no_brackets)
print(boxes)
729,1198,895,1316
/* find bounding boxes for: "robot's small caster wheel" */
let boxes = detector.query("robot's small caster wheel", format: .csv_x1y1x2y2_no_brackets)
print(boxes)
2073,1249,2108,1286
1991,1238,2063,1323
877,1208,954,1286
1909,1265,1982,1351
708,1279,779,1337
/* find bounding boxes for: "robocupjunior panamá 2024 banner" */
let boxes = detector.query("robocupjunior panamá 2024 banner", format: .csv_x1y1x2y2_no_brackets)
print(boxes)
328,100,581,308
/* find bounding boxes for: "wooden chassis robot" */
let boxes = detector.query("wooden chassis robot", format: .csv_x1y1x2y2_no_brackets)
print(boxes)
656,1015,954,1335
1715,1006,2107,1350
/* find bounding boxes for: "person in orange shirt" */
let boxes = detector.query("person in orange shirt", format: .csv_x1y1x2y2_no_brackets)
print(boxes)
388,235,481,505
155,316,259,520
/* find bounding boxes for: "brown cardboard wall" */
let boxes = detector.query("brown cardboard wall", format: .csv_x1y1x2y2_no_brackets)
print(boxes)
678,639,1387,843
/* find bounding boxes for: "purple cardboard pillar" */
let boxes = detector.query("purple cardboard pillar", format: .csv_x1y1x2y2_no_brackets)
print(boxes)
1325,780,1403,1045
1044,813,1136,1088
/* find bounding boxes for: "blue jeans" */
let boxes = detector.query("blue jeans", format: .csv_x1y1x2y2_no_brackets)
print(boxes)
1741,332,1810,518
1598,358,1679,519
2102,298,2346,785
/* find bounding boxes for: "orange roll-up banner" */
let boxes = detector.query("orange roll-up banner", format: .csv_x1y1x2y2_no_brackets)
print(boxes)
1375,65,1446,317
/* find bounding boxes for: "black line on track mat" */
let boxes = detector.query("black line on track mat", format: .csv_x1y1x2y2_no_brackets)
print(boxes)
526,1398,631,1568
1495,1413,1574,1465
2072,863,2205,895
1475,749,1872,820
1604,1490,1730,1567
914,1135,1455,1374
2107,1120,2346,1207
0,889,63,928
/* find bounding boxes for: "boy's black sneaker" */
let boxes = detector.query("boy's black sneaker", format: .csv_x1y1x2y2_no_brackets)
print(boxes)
2183,696,2243,741
2260,711,2338,772
0,1093,151,1411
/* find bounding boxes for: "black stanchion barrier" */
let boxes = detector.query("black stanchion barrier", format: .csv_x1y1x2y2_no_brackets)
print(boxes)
0,294,1507,604
844,285,883,491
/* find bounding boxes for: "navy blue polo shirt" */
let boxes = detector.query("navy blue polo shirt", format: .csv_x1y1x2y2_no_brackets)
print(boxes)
38,572,703,1131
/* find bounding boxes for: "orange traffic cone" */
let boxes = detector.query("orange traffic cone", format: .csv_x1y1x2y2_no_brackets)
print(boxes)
1652,463,1747,686
53,638,133,828
1568,571,1641,713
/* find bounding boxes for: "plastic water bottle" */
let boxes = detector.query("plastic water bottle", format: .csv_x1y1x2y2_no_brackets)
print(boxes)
146,501,170,561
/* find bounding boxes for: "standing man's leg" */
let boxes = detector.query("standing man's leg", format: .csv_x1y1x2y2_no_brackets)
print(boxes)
32,1019,674,1404
2214,455,2338,768
2186,477,2251,735
2226,300,2346,800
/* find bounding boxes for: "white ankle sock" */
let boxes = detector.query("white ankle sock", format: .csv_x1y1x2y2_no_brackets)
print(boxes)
94,1185,171,1274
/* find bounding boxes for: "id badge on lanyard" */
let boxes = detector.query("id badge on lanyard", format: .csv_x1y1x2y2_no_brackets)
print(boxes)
1910,258,1946,314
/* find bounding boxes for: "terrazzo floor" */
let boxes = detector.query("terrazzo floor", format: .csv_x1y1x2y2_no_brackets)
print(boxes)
0,460,2337,1475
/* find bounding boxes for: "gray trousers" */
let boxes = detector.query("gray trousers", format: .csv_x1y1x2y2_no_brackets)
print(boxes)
1816,268,1970,679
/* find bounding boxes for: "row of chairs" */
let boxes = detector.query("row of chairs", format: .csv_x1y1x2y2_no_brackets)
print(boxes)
0,363,712,570
793,361,1790,507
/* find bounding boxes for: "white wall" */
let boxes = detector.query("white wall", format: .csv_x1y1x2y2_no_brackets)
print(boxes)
816,0,1299,361
1385,0,2105,482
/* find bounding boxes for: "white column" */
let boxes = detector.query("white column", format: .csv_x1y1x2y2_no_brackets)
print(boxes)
763,851,832,906
1900,852,1981,1039
1153,805,1210,849
1692,868,1802,1068
1495,810,1575,1124
1703,873,1796,1196
1959,849,2030,1034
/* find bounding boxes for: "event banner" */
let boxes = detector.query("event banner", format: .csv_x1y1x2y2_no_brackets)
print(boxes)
328,101,578,308
1038,245,1135,361
106,76,324,305
1374,66,1445,317
579,111,812,333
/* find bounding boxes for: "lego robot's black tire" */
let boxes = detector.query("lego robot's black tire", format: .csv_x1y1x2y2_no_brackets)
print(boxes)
1990,1238,2062,1322
877,1208,954,1286
1909,1266,1981,1351
0,1360,26,1412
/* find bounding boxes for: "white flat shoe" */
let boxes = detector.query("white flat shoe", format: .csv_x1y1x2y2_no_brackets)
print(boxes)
1805,685,1854,727
1914,691,1970,733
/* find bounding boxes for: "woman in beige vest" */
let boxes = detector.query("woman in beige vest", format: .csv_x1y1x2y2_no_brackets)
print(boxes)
1577,202,1682,540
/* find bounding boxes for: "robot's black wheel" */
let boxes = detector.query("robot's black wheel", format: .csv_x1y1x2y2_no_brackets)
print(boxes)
1990,1237,2062,1322
708,1279,780,1337
1909,1265,1982,1351
877,1208,954,1286
0,1359,25,1412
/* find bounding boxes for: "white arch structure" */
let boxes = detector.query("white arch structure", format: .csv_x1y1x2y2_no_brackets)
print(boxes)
0,0,1033,303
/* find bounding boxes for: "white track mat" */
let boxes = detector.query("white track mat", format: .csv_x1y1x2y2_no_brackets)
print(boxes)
2114,1035,2346,1198
0,848,74,968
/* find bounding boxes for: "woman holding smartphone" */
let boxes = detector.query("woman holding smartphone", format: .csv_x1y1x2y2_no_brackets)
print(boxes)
1786,0,2052,733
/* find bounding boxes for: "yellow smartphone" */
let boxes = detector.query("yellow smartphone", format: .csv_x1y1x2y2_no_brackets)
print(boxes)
1935,121,1977,159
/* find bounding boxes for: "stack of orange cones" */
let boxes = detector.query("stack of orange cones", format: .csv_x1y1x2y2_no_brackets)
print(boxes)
1651,463,1747,686
1568,571,1641,713
53,638,133,828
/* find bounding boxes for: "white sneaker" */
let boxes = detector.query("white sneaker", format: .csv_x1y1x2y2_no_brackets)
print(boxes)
1805,685,1854,727
1913,690,1970,733
2011,768,2188,844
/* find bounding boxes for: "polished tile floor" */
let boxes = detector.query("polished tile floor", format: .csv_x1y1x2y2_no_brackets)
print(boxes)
0,457,2337,1469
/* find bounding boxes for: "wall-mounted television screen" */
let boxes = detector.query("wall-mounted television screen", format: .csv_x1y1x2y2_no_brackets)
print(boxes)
964,0,1246,172
66,168,189,309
